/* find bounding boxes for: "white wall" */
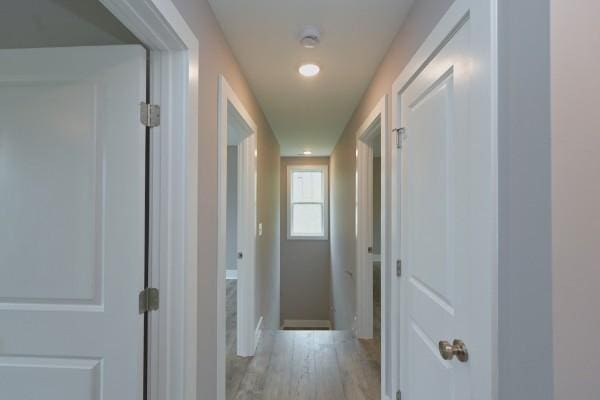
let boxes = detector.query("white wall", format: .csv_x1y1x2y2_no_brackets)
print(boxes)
552,1,600,398
226,146,238,271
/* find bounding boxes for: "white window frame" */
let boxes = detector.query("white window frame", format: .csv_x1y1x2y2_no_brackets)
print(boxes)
287,165,329,240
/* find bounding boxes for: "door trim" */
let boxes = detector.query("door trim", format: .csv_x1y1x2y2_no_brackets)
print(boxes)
97,2,199,400
390,0,498,398
355,95,389,398
217,75,259,400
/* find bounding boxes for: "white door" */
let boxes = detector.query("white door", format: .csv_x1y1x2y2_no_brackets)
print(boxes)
0,45,147,400
235,132,257,357
398,13,494,400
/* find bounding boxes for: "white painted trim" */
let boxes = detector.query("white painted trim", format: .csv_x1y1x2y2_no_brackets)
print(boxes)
354,95,388,399
225,270,238,280
97,2,198,400
282,320,333,330
254,316,264,349
217,75,258,400
286,164,330,240
390,0,498,398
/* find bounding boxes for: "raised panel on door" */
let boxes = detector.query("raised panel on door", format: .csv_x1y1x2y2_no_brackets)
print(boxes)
0,45,146,400
401,19,472,400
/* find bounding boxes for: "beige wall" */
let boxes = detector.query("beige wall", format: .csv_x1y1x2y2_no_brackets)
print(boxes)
169,1,280,399
329,0,454,330
552,1,600,398
280,157,331,323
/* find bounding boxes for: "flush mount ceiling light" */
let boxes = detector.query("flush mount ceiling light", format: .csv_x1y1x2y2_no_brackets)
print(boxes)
299,63,320,77
299,26,320,48
303,151,312,155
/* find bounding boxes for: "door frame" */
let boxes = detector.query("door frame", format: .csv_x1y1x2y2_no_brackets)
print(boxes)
390,0,498,398
355,96,389,397
97,1,199,400
217,75,259,399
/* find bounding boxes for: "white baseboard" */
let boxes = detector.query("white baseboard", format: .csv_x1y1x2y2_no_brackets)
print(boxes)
281,319,332,330
254,316,263,351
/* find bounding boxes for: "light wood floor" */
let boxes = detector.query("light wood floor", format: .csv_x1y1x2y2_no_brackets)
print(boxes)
228,330,380,400
227,280,253,398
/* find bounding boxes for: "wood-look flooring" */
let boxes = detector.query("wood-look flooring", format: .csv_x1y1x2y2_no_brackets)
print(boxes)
228,330,380,400
227,280,253,399
226,277,382,400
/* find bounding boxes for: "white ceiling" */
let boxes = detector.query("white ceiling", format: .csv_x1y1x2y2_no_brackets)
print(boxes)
0,0,139,49
208,0,413,156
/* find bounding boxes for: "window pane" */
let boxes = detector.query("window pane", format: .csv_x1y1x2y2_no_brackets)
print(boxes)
292,204,323,236
291,171,323,202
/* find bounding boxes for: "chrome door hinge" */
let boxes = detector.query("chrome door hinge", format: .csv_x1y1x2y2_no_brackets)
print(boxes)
396,390,402,400
140,102,160,127
396,259,402,277
393,127,406,149
139,288,159,314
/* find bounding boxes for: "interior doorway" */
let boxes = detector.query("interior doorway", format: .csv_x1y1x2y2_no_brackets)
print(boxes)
355,95,390,397
217,76,259,400
0,1,200,399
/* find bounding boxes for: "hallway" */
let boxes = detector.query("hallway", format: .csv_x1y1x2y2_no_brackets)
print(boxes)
229,330,380,400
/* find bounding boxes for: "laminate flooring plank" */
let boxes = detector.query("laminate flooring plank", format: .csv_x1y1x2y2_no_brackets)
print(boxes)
229,330,381,400
333,331,380,400
314,331,346,400
233,331,275,400
261,331,295,400
288,331,318,400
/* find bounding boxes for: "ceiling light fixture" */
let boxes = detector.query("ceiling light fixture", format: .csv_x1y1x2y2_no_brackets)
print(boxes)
299,63,320,77
303,151,312,155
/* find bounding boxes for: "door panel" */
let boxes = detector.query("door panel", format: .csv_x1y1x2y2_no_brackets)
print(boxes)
0,46,146,400
401,20,472,400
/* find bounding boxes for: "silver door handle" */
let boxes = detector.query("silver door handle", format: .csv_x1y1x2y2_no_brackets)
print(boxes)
438,339,469,362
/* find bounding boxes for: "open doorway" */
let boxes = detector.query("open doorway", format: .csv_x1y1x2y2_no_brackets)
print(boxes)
0,1,199,399
355,95,391,397
217,75,259,399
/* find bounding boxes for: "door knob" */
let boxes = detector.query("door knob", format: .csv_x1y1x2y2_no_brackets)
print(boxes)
438,339,469,362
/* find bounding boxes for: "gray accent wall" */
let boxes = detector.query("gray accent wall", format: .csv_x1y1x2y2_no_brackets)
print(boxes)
498,1,554,399
168,1,281,399
280,157,331,323
552,1,600,398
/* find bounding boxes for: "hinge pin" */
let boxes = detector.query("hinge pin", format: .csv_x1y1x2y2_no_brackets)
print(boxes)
140,102,160,128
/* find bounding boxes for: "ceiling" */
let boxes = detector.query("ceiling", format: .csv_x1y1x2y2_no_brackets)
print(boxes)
0,0,139,49
208,0,414,156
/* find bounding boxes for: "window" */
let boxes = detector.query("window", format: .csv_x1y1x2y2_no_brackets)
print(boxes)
287,165,328,240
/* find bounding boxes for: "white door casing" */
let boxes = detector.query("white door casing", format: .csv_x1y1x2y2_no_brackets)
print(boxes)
392,0,497,398
235,129,258,357
217,75,258,400
0,45,146,400
356,95,393,399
